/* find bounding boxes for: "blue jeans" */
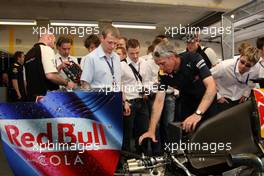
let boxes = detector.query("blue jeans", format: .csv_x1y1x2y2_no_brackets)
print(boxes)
160,94,176,146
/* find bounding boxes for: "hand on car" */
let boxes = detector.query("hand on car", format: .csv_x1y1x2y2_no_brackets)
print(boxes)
139,130,157,145
182,113,202,133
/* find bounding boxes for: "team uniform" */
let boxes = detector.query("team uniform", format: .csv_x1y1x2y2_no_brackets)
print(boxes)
24,43,59,101
10,62,26,101
158,52,217,122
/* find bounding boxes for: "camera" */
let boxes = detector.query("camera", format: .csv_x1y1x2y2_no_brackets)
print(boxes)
62,61,82,84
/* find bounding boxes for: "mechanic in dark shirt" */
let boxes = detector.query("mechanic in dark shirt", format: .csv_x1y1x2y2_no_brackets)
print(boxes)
185,34,219,69
139,41,217,144
10,51,26,101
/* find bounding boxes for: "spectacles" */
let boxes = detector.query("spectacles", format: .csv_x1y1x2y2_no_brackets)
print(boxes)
239,59,252,68
153,51,161,58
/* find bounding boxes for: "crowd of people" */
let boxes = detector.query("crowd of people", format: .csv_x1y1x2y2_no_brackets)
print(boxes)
2,24,264,155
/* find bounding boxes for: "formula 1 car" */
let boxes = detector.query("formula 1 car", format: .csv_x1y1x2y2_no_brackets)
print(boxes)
120,80,264,176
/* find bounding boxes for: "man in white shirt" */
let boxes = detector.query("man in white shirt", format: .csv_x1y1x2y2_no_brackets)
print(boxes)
55,35,79,81
211,46,260,112
121,38,152,154
80,25,130,115
24,33,76,101
81,25,122,89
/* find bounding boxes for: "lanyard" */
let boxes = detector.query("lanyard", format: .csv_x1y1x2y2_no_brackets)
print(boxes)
259,60,264,69
129,62,142,83
104,56,116,85
59,57,71,63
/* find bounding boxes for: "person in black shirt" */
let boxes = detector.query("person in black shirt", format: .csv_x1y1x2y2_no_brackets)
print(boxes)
185,34,219,69
139,41,217,144
10,51,26,101
24,33,76,101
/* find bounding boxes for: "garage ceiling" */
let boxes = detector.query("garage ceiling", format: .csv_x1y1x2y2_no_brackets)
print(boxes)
0,0,250,27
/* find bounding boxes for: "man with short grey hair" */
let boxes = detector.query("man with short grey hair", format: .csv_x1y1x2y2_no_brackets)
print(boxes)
139,41,217,144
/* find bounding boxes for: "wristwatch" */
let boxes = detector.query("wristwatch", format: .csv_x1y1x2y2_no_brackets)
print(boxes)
195,110,203,116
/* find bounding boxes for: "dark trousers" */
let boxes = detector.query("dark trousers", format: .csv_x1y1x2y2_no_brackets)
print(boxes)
179,96,218,122
8,88,26,102
122,98,149,154
217,98,240,113
174,96,218,141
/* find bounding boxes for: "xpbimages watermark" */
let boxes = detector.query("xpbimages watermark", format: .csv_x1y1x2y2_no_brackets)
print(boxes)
94,84,167,95
165,141,232,154
164,24,232,38
32,24,99,37
32,141,100,154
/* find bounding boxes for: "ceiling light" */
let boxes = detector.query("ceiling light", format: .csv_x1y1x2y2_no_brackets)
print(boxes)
50,20,98,27
0,19,36,25
112,22,156,30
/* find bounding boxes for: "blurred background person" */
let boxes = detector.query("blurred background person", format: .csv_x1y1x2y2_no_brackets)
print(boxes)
10,51,26,101
55,35,80,85
117,36,127,49
185,34,219,68
84,34,100,53
81,34,100,69
24,32,76,101
116,46,127,61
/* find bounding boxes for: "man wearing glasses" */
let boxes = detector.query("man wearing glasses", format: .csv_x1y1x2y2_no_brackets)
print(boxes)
210,46,260,112
139,41,217,144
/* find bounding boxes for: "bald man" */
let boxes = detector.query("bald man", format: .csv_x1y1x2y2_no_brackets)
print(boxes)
24,33,76,101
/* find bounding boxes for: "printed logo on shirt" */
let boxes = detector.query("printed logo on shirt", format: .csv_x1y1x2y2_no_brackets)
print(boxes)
12,68,18,73
196,60,206,69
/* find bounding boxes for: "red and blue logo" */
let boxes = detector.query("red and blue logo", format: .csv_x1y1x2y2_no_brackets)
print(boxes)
0,91,123,176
